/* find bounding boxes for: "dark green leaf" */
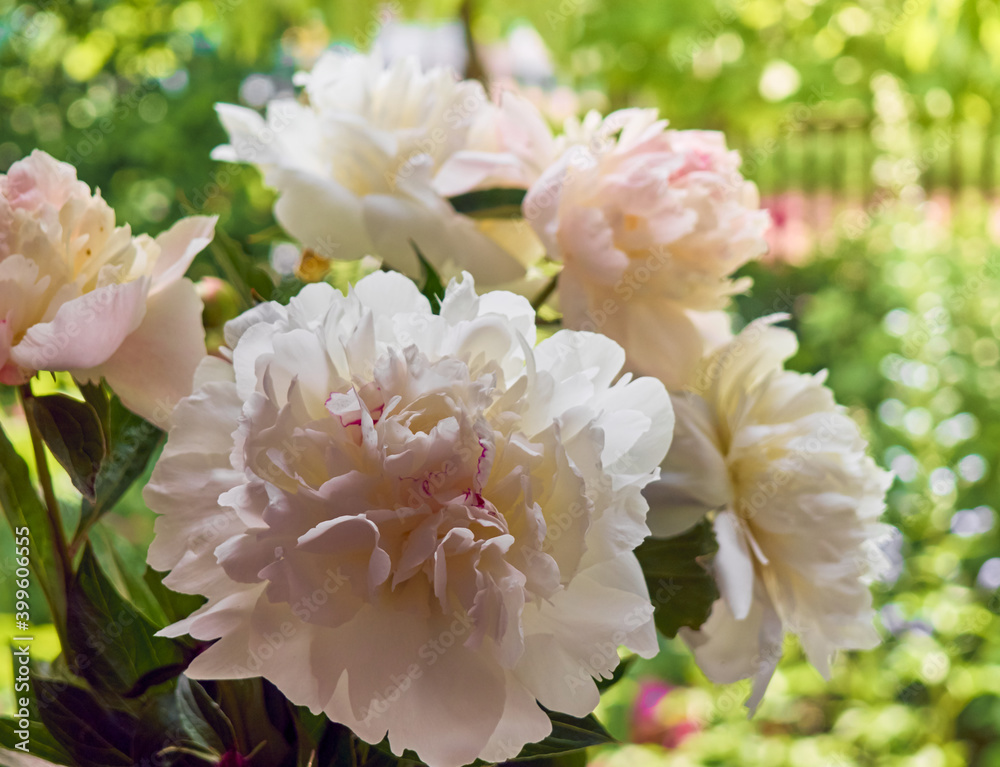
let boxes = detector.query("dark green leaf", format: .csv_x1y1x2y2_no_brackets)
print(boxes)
176,676,236,752
132,692,217,767
26,394,106,501
0,421,66,627
511,711,615,760
77,394,163,534
596,654,636,692
512,752,588,767
333,726,425,767
271,275,308,306
634,519,720,638
0,717,75,765
247,264,276,302
88,527,172,629
31,675,136,767
77,380,111,445
448,188,527,219
411,242,445,312
66,546,185,695
143,565,207,627
212,679,296,767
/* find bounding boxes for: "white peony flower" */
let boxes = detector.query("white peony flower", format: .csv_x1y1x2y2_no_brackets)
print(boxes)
213,49,553,288
145,271,673,767
0,150,215,424
523,109,770,389
644,316,891,711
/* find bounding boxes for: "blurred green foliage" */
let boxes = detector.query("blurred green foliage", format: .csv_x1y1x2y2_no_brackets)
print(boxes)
3,0,1000,764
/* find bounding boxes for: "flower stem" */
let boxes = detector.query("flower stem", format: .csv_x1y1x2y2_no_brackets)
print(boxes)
531,274,559,313
19,384,72,589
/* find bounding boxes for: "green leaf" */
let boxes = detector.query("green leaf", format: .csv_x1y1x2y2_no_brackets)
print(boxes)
0,421,66,628
132,690,218,767
634,519,720,638
77,394,163,535
31,675,136,767
176,676,237,753
77,380,111,445
448,188,527,219
0,717,75,765
271,275,308,306
143,565,207,627
24,393,105,502
212,679,297,766
596,654,636,692
411,242,445,312
326,725,424,767
511,711,616,760
514,752,588,767
66,546,185,696
247,264,276,302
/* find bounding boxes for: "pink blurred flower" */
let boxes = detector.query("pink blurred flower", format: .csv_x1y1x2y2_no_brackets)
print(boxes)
524,110,770,390
630,680,700,749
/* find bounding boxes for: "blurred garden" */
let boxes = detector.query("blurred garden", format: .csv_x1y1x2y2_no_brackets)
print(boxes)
3,0,1000,764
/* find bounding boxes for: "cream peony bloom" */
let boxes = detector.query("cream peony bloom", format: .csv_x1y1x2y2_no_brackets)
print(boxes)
145,271,673,767
214,49,553,287
0,150,215,425
644,317,891,711
524,109,770,389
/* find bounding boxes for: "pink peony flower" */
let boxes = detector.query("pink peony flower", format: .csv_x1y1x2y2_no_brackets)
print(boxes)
524,110,770,390
0,150,215,424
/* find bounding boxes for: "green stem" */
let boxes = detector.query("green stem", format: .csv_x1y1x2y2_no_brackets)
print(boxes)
18,383,71,596
531,273,559,313
459,0,487,85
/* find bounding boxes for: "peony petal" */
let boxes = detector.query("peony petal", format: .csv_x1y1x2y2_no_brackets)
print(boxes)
681,578,783,713
11,277,149,373
362,193,526,285
646,391,729,537
271,168,374,261
713,510,756,621
80,278,206,426
150,215,217,291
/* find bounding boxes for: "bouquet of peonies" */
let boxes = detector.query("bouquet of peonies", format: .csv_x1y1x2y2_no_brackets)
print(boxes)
0,48,890,767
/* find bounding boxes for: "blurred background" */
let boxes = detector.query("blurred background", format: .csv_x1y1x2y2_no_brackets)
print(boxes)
2,0,1000,764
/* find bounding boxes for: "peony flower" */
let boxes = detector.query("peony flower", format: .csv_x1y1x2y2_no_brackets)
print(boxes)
524,109,770,389
214,49,553,287
145,271,673,767
0,150,215,425
644,317,891,710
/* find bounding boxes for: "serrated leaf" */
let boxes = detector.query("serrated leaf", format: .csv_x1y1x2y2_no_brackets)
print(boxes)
511,711,615,760
26,394,106,501
448,188,527,219
66,546,185,695
634,519,720,638
77,394,163,534
31,675,136,767
0,422,66,629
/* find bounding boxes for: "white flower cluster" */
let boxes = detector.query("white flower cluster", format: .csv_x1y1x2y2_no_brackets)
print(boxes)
129,47,893,767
